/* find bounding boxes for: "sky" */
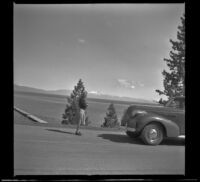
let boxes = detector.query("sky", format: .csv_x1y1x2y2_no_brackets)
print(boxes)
14,4,185,100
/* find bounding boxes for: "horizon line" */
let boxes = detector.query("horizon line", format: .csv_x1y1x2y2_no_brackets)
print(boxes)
14,83,157,102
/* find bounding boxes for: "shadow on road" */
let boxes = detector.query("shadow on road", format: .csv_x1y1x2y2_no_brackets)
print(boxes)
98,133,185,146
45,128,75,135
98,133,143,145
161,138,185,146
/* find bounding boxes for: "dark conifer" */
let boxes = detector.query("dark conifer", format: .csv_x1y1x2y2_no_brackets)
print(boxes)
156,14,185,100
102,103,119,128
62,79,89,125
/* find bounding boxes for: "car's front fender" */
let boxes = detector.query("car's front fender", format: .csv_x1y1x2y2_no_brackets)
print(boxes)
135,114,180,137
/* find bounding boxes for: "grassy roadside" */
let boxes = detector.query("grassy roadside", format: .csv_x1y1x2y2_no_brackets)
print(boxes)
14,111,126,132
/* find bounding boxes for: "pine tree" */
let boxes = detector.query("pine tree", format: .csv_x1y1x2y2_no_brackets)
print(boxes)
158,98,167,105
156,14,185,100
102,103,119,128
62,79,88,125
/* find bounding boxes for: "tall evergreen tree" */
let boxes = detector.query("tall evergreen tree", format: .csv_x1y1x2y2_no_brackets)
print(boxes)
62,79,88,125
102,103,119,128
156,14,185,100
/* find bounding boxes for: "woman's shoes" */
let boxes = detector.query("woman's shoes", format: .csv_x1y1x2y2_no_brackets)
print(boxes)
75,131,82,136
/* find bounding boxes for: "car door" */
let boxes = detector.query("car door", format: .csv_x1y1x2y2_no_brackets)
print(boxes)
174,98,185,135
165,98,185,135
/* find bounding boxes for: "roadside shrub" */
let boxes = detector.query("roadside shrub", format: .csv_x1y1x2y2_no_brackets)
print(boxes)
101,103,120,128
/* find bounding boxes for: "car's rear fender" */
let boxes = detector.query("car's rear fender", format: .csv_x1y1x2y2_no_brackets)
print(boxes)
136,114,180,137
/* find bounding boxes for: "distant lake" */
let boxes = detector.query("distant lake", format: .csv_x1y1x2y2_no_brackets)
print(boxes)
14,91,159,127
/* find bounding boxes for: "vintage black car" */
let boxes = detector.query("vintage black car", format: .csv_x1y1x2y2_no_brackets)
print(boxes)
121,96,185,145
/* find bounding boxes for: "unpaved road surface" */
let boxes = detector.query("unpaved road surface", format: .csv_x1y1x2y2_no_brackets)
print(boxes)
14,124,184,175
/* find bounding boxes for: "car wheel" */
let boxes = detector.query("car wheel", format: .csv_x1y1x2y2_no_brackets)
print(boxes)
126,131,139,138
140,123,164,145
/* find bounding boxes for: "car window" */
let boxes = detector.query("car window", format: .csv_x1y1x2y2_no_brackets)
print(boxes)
179,99,185,109
170,100,179,108
167,98,185,109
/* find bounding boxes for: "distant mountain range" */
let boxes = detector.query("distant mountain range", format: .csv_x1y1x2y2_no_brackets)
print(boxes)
14,84,157,104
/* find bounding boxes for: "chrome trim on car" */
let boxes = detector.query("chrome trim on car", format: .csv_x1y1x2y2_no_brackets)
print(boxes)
148,128,158,143
126,127,136,132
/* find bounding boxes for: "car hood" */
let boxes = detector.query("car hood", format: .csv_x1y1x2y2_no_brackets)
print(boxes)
121,103,168,126
129,104,177,116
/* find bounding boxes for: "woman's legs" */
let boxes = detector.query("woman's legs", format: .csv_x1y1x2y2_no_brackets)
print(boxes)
82,111,86,125
75,111,82,135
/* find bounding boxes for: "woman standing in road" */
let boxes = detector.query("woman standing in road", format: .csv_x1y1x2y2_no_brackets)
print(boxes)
75,98,87,136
